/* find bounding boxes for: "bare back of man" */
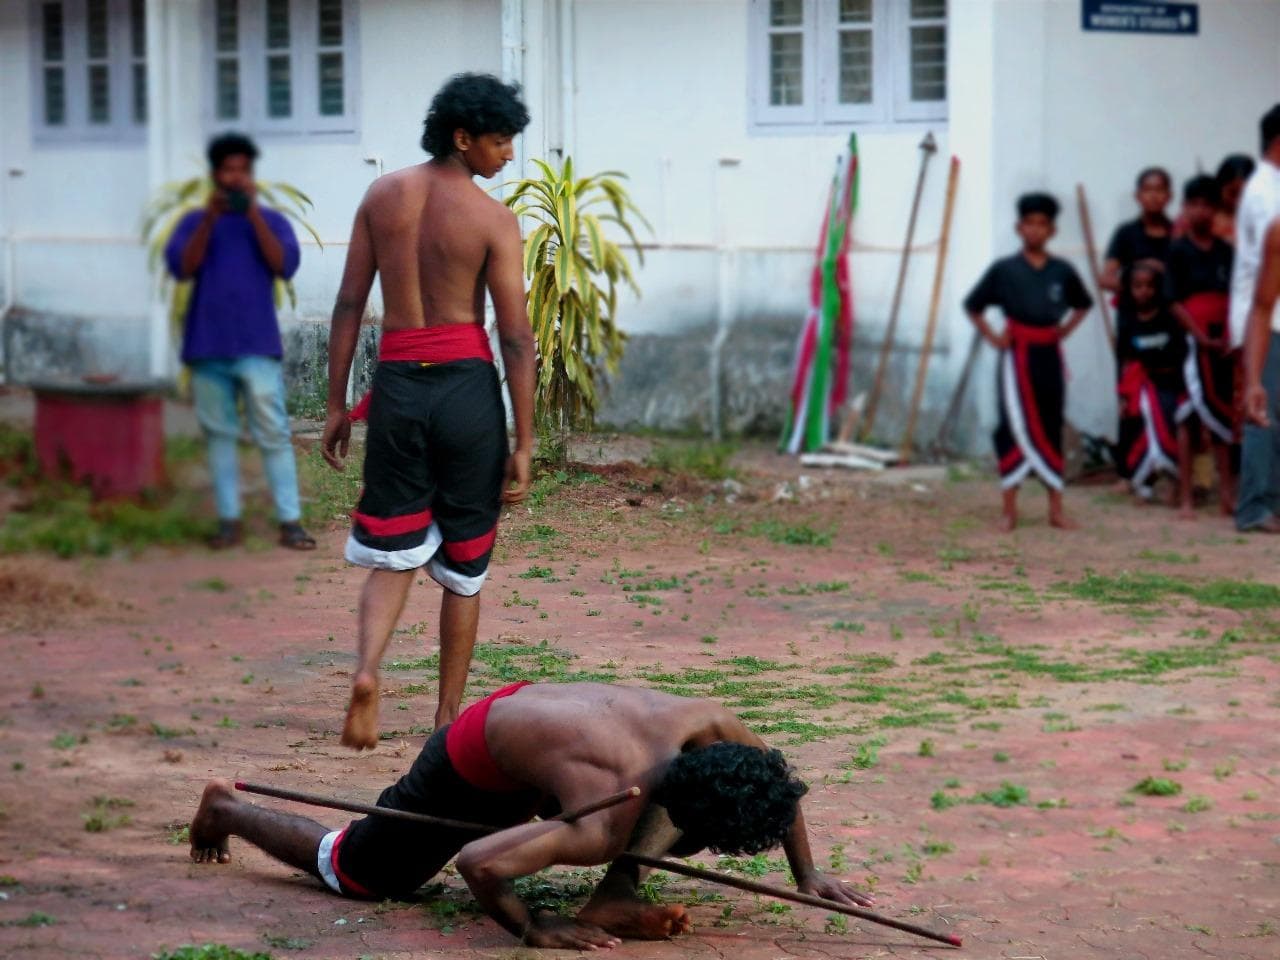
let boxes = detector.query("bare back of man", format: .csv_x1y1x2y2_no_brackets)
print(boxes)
364,163,506,331
322,79,537,752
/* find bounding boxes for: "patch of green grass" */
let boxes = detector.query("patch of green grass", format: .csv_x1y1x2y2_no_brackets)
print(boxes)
3,912,56,928
820,654,895,674
153,946,274,960
1183,795,1212,813
192,577,229,593
514,523,562,543
1062,570,1280,612
901,571,941,584
747,521,832,547
848,737,886,769
298,443,365,526
518,565,558,581
830,620,866,634
0,429,213,556
918,739,936,757
1132,777,1182,797
260,935,313,951
931,781,1030,811
922,840,954,856
719,656,783,674
51,732,82,750
645,441,739,481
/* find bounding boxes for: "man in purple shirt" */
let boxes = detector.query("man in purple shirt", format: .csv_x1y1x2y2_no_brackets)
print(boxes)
165,133,314,550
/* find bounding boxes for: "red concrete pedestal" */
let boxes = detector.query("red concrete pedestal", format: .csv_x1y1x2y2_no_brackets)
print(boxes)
31,381,166,499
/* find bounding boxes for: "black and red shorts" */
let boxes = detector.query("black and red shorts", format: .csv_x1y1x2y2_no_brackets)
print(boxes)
345,326,506,596
318,725,540,899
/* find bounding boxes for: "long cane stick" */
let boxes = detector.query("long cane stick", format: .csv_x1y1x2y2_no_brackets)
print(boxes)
860,131,938,441
621,853,961,948
899,155,961,461
234,781,640,832
931,329,981,457
1076,183,1116,349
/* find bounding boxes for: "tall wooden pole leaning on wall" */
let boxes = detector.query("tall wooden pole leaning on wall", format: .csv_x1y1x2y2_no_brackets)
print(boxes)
1076,183,1116,350
899,155,960,460
860,131,938,442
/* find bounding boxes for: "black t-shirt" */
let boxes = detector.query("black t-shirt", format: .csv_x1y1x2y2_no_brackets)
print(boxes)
1105,218,1173,270
1116,306,1186,391
963,254,1093,328
1166,235,1233,301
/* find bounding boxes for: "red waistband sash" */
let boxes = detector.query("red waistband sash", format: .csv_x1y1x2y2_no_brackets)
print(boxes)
348,325,494,422
1181,291,1228,335
1007,319,1062,346
445,681,532,791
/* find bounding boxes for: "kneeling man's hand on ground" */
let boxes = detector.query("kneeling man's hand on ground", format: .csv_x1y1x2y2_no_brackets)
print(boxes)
797,868,875,908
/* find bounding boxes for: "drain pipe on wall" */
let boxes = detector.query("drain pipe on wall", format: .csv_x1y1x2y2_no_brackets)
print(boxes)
708,157,741,442
558,0,576,160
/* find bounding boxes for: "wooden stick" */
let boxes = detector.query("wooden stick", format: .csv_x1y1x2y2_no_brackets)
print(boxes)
900,155,961,461
931,329,981,457
1076,183,1116,349
234,781,640,832
621,853,961,948
860,131,939,441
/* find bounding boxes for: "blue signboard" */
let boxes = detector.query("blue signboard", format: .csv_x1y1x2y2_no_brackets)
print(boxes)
1082,1,1198,35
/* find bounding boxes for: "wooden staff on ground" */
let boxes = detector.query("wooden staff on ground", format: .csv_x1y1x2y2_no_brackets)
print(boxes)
622,853,962,948
233,780,640,831
900,155,961,460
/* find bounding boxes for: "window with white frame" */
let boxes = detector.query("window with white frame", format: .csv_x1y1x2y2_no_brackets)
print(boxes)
31,0,147,142
750,0,947,131
208,0,358,137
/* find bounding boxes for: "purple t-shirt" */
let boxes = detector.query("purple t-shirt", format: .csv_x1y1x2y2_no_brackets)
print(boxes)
165,207,301,362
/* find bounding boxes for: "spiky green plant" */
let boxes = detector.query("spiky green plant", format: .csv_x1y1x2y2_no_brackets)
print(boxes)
504,158,648,431
141,176,321,355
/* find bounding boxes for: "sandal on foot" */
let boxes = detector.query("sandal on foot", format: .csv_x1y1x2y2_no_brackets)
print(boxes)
279,522,317,551
208,519,244,550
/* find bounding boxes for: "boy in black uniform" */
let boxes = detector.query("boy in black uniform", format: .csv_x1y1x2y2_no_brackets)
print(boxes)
964,193,1094,531
1116,263,1191,512
1167,174,1236,514
1102,167,1174,298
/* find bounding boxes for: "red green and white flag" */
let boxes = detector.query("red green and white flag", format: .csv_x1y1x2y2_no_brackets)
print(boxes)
783,133,859,454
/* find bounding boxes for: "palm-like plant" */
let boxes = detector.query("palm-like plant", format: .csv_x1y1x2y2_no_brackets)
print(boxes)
141,176,321,353
504,158,648,431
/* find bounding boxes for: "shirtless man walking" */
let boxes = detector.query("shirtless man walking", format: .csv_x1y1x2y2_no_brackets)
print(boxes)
321,75,536,748
188,682,871,948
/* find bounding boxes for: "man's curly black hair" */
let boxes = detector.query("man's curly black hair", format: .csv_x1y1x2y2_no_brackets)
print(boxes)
207,132,259,171
652,743,808,855
420,73,530,158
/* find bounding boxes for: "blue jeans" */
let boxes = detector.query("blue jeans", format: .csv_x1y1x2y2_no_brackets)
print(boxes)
1236,331,1280,530
190,356,302,523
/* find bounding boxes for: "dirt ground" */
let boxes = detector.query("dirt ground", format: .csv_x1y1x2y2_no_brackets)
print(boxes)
1,438,1278,960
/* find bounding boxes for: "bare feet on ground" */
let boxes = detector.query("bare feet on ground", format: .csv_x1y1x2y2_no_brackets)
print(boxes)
1178,504,1197,521
1049,511,1079,530
997,512,1017,533
341,673,379,750
579,898,693,940
190,779,234,865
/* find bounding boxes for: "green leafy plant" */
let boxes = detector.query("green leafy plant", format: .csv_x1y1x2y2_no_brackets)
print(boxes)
504,158,648,432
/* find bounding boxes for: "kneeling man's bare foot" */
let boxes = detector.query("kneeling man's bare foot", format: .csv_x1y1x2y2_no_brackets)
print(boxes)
579,898,692,940
341,673,379,750
997,511,1017,533
190,779,235,864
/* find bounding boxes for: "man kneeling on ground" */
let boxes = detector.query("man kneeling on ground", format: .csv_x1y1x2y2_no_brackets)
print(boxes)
189,682,870,948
